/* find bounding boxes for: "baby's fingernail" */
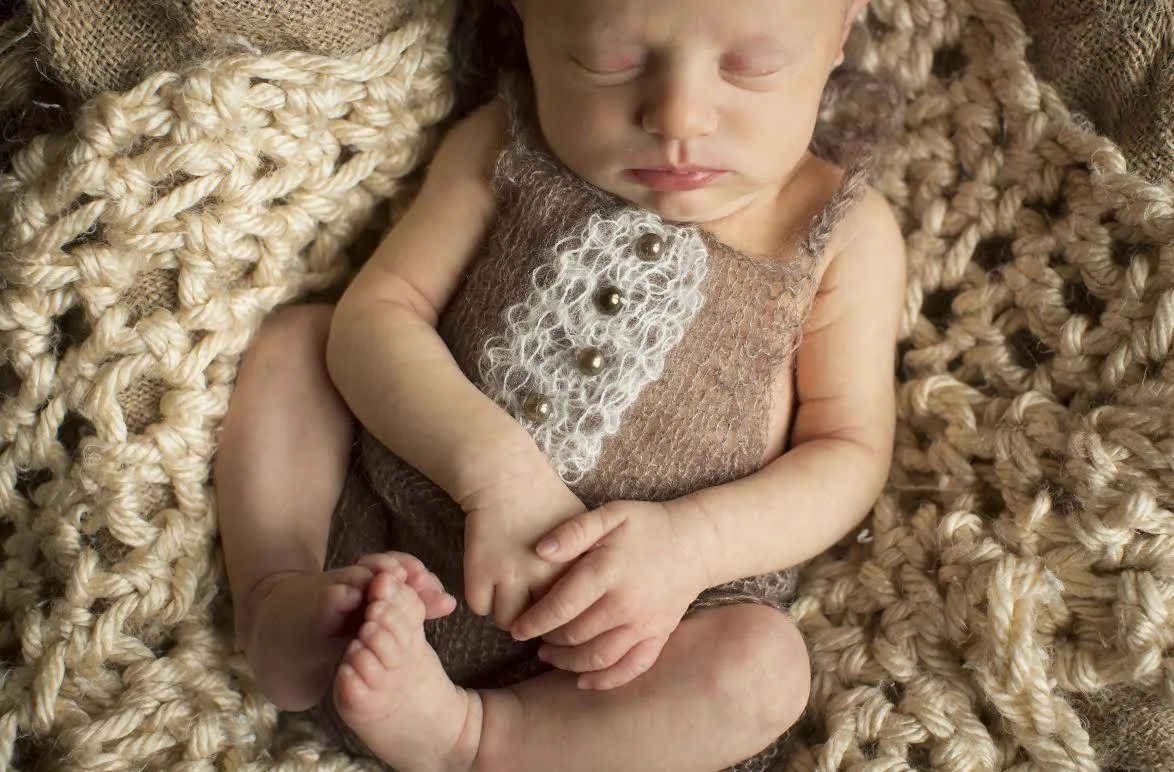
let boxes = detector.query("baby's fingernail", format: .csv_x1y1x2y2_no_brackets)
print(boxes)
537,538,558,557
346,640,362,655
392,566,408,580
383,581,398,597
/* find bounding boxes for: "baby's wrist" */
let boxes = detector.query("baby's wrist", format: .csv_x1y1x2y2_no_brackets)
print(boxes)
456,455,584,536
664,495,728,592
450,436,567,510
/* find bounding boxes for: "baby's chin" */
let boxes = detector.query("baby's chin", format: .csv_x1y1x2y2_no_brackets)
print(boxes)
599,178,761,226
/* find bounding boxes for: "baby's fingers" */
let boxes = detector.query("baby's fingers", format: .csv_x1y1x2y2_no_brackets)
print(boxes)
464,561,494,617
542,597,621,646
511,566,604,642
492,582,530,631
538,625,634,673
536,506,626,564
577,634,668,691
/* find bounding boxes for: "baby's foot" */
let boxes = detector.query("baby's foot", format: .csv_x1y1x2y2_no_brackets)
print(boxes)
245,565,374,712
245,552,456,712
334,572,482,772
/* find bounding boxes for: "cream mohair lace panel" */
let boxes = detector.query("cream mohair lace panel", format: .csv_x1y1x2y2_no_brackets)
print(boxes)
480,210,709,483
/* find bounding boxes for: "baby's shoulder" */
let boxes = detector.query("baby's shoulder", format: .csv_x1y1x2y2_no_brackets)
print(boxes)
796,155,891,232
802,153,901,263
816,172,906,300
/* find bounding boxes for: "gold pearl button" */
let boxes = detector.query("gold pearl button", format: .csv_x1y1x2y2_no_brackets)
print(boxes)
577,347,606,376
635,232,665,261
594,286,624,315
522,394,553,423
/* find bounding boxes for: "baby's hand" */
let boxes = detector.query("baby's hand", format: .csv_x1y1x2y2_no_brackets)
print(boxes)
461,475,587,631
509,500,708,690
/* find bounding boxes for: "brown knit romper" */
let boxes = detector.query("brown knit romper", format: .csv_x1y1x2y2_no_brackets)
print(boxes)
320,89,868,771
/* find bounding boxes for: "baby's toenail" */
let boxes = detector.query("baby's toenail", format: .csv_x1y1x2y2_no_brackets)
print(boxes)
347,639,362,655
360,622,376,638
383,581,399,597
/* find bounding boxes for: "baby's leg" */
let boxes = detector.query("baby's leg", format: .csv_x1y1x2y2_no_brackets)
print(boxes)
215,304,364,710
336,571,809,772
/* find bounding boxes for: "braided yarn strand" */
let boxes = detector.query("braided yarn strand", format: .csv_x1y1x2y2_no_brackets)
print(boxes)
0,3,452,769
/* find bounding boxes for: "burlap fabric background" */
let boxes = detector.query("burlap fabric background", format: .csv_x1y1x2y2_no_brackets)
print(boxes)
1011,0,1174,185
1,0,1173,769
30,0,412,99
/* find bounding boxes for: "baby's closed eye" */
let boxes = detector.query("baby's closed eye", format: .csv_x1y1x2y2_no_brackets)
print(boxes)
570,45,646,76
720,50,789,78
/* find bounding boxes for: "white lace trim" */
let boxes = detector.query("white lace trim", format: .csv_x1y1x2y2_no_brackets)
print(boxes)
480,208,709,483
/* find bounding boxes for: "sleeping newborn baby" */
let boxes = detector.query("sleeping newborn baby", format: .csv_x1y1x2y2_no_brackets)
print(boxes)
212,0,905,769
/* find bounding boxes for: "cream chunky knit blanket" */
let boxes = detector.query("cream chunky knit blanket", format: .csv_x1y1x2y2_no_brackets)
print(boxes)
1,0,1173,770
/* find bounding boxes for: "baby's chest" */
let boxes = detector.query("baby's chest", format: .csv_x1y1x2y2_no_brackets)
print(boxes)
439,208,815,496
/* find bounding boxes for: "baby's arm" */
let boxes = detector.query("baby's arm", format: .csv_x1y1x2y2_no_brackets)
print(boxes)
672,188,906,585
327,103,585,625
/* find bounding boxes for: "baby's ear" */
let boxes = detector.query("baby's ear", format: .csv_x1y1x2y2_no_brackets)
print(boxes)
835,0,870,66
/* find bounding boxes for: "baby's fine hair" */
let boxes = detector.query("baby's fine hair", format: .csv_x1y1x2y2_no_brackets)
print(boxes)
448,0,527,119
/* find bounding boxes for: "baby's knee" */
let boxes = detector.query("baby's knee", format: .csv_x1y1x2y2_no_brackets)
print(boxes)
707,605,811,742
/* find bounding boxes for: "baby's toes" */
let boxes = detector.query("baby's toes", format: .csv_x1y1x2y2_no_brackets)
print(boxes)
368,581,428,633
331,564,377,589
375,573,455,621
357,616,407,672
313,583,365,633
358,551,426,582
362,553,450,600
368,572,447,618
337,640,385,701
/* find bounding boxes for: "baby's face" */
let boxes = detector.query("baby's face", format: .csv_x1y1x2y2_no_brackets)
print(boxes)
517,0,856,224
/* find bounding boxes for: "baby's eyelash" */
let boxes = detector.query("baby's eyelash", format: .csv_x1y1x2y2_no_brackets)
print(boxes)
571,54,644,76
721,55,785,77
569,51,784,81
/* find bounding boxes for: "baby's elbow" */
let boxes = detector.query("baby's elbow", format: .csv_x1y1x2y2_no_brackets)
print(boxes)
847,426,895,491
815,428,894,505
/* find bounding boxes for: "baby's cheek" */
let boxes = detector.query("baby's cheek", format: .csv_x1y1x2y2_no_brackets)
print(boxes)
546,116,629,174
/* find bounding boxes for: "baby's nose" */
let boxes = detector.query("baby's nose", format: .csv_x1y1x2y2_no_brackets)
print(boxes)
639,70,719,140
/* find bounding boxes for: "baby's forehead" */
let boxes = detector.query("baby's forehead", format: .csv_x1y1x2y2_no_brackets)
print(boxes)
535,0,843,45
